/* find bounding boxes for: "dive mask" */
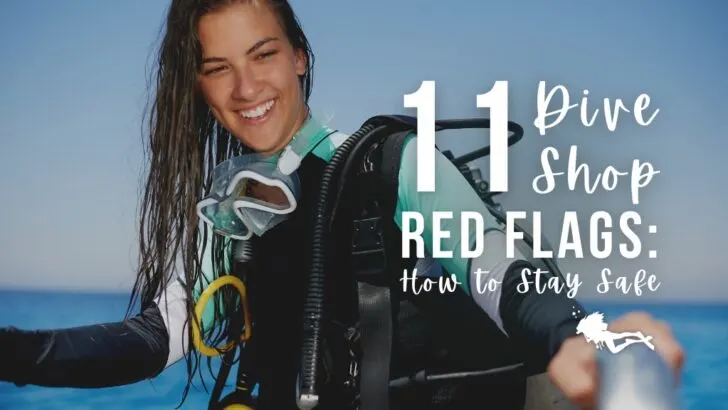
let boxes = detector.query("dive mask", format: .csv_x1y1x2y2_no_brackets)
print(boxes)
196,153,301,240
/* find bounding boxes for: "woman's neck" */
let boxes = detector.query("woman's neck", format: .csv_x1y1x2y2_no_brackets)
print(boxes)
259,106,311,158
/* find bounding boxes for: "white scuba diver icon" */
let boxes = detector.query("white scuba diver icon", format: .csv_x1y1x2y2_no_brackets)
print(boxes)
575,311,656,354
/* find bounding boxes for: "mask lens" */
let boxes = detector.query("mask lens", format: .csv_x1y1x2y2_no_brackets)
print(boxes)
235,177,294,212
235,206,288,236
197,176,253,239
199,201,250,239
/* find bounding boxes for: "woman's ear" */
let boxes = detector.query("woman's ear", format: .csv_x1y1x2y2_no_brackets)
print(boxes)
294,48,306,76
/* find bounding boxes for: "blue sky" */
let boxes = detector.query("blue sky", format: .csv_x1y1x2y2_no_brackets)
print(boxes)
0,1,726,301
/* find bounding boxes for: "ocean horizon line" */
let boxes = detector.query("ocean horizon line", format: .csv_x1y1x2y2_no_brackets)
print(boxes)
1,287,726,307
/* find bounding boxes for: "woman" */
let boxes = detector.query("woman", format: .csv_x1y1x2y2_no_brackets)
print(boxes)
0,1,684,409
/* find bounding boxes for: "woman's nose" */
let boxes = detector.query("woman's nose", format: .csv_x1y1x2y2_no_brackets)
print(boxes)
231,65,262,101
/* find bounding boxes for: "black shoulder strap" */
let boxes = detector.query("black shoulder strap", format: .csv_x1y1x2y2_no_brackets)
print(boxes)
377,129,411,218
353,129,413,410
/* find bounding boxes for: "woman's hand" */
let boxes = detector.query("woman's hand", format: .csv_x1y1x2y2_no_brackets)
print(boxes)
546,312,685,409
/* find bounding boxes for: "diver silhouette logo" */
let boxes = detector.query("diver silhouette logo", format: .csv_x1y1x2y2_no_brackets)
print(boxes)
575,311,655,354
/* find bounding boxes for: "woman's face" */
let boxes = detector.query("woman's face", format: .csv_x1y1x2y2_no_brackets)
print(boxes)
197,2,307,156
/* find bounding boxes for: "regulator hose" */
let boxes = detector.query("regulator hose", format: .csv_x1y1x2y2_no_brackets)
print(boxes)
297,119,404,410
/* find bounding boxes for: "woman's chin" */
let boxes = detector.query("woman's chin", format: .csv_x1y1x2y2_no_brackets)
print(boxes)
243,137,286,156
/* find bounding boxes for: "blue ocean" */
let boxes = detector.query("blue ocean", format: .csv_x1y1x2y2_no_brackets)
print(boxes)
0,290,725,409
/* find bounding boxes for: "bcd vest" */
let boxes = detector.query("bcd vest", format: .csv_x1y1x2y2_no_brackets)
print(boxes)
216,114,540,410
230,143,529,409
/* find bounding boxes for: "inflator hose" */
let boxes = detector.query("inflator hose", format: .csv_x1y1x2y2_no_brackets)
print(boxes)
298,121,382,408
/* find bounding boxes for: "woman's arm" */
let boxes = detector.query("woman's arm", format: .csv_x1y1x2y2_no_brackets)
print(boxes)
393,134,586,371
0,226,229,388
0,296,170,388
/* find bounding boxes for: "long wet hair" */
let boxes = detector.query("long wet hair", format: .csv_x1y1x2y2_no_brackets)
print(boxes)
126,0,315,404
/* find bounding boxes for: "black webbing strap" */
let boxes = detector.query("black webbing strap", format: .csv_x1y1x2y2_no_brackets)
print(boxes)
209,258,253,410
356,281,393,410
355,130,413,410
209,307,245,410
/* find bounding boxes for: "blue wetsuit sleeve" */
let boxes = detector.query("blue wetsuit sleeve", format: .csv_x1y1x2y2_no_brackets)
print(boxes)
0,226,231,388
393,133,586,371
0,303,170,387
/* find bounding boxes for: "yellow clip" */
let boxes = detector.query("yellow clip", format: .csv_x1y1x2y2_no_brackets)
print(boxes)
191,275,252,357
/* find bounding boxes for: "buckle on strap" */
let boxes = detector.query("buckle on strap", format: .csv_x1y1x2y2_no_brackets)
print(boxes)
351,216,387,280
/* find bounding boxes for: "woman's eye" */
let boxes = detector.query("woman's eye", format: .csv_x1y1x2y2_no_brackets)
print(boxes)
256,50,277,60
202,66,226,75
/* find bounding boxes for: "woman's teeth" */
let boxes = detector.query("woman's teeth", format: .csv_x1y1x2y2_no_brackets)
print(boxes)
240,100,275,119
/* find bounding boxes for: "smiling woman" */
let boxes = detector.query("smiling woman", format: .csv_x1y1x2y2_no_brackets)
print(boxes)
197,1,310,156
0,1,320,407
0,1,684,410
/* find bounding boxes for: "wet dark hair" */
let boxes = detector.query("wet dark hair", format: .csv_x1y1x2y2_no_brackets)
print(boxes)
126,0,314,404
